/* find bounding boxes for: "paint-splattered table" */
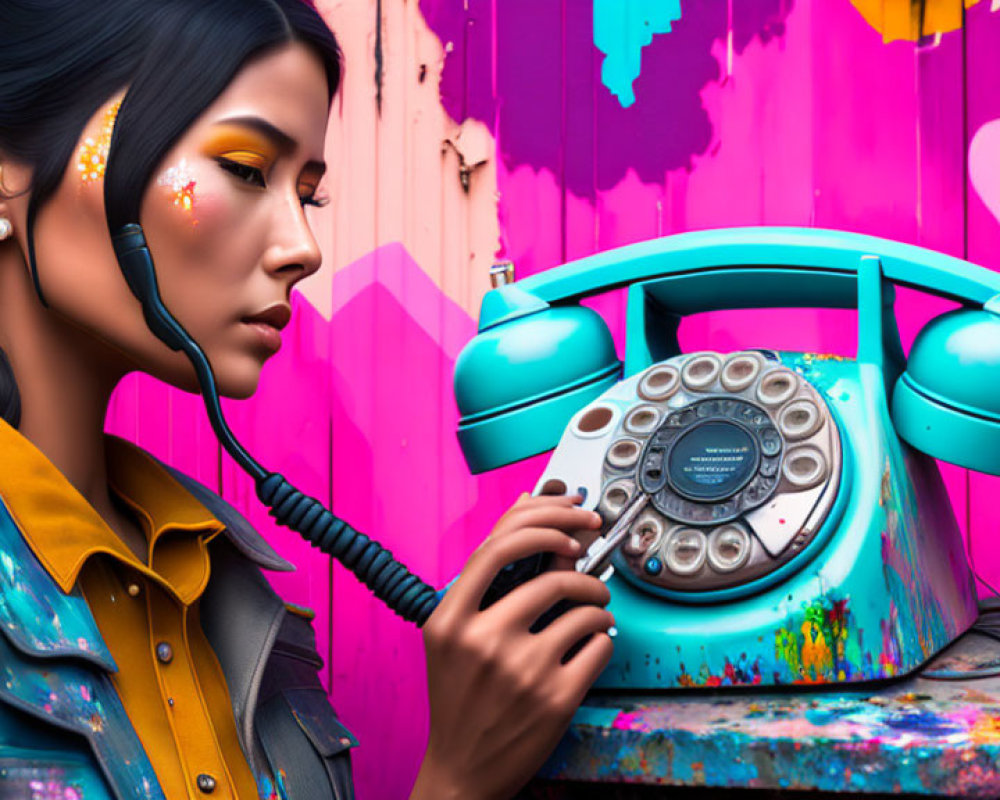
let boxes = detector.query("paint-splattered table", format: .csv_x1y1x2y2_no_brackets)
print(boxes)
521,610,1000,799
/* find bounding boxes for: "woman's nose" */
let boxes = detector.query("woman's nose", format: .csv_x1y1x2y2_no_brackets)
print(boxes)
263,195,323,279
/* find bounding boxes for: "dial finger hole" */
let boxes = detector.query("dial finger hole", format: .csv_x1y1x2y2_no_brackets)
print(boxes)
721,354,762,392
681,354,721,391
623,513,664,556
778,399,821,440
539,478,568,496
624,405,661,435
600,480,634,518
756,369,798,406
574,404,616,437
638,365,680,401
707,524,751,573
606,438,642,469
782,446,827,489
662,527,707,575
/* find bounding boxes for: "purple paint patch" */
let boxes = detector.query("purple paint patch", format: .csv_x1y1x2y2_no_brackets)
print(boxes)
421,0,794,194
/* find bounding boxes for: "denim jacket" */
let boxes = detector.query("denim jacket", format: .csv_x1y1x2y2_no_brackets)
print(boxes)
0,464,355,800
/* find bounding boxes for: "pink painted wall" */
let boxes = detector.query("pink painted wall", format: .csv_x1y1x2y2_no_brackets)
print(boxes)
104,2,1000,797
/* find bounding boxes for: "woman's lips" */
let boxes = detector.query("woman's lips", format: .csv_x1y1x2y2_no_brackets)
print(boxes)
244,320,283,352
242,304,291,353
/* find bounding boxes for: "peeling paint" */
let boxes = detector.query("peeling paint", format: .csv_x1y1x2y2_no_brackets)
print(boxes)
443,119,493,192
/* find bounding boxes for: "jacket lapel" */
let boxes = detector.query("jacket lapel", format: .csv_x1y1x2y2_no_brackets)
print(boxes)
200,538,288,763
0,496,114,669
164,466,293,573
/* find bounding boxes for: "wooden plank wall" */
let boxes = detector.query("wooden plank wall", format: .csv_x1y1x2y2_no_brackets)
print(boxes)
104,1,1000,797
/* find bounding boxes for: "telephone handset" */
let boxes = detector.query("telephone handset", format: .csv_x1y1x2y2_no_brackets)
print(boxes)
456,227,1000,688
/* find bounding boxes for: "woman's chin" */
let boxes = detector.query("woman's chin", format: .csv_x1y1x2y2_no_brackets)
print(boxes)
151,354,263,400
213,362,263,400
219,377,260,400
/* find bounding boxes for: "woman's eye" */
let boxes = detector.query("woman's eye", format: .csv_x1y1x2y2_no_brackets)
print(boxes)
300,193,329,209
216,157,266,188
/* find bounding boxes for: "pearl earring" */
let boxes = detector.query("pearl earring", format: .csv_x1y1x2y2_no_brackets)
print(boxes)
0,218,11,241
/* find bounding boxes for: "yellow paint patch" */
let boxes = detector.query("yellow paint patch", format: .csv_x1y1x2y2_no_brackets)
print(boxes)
850,0,982,42
969,713,1000,745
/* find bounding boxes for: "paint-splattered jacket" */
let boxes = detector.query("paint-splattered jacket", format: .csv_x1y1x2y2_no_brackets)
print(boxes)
0,465,356,800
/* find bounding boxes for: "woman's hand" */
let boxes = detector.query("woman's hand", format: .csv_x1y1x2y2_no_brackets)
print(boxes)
410,494,615,800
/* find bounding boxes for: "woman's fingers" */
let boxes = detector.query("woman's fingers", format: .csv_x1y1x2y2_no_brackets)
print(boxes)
487,568,610,629
443,527,583,613
555,631,615,706
549,525,603,571
500,496,606,571
492,492,583,528
489,501,601,542
535,603,615,661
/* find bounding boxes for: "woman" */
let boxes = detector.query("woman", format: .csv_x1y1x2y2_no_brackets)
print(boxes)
0,1,615,798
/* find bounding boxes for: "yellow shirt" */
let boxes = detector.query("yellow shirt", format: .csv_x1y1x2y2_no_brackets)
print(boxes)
0,419,261,799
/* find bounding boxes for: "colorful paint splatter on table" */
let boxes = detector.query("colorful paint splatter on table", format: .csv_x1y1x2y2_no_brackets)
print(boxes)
537,621,1000,796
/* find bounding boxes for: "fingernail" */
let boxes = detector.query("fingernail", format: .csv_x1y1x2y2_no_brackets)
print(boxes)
591,511,602,526
568,539,583,552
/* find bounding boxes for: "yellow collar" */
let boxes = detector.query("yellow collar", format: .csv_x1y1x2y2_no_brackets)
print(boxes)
0,418,225,593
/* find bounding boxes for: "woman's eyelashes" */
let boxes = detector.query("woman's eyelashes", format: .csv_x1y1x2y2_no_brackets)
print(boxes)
215,156,267,188
214,155,326,208
299,187,328,208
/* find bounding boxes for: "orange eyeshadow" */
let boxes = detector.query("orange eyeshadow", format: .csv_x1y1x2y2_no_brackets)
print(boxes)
201,126,278,168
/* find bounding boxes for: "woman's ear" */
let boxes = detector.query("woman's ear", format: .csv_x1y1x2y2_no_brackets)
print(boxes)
0,165,13,242
0,160,32,248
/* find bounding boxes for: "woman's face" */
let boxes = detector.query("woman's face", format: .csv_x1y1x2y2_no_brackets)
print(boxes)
27,41,330,397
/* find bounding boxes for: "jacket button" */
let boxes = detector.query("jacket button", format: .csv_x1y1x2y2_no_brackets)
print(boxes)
196,774,216,793
155,642,173,664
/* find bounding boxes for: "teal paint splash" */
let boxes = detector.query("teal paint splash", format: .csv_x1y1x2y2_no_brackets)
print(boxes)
593,0,683,108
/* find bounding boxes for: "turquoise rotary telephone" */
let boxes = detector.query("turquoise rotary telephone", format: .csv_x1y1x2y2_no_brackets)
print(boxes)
454,227,1000,689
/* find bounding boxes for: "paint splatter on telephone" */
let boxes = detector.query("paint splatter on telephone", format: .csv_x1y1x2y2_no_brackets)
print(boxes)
455,227,1000,688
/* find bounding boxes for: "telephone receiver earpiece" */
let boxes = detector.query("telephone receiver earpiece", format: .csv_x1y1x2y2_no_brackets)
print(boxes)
112,224,440,625
454,294,622,474
455,227,1000,477
892,305,1000,474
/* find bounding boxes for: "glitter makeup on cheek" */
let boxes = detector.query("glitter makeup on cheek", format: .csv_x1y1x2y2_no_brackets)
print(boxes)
76,98,122,183
157,158,198,220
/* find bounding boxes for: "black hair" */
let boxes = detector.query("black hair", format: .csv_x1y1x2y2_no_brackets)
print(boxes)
0,0,341,427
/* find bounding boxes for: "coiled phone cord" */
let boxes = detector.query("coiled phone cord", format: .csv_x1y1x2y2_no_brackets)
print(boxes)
112,224,440,626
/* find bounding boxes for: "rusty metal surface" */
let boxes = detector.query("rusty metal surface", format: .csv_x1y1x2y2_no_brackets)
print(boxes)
533,611,1000,798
